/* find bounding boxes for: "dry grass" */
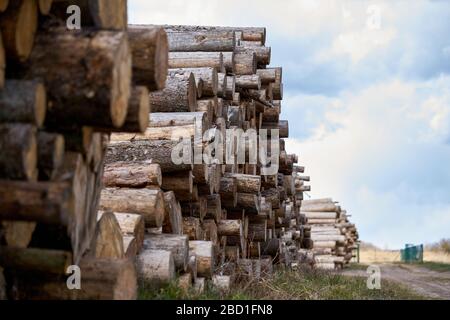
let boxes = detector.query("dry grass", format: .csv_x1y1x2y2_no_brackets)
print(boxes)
359,248,450,265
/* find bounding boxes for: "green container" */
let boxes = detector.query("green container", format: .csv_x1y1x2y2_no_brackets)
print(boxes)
400,244,423,263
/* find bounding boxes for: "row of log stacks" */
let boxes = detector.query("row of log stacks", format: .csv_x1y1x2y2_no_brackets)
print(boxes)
0,0,164,300
299,198,359,270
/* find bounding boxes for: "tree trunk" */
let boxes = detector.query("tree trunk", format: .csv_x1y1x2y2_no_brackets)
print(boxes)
18,28,131,128
169,52,223,71
103,162,162,188
99,188,165,228
0,80,46,126
128,26,168,91
165,30,235,52
106,140,193,173
149,73,197,112
37,131,65,181
0,123,37,180
0,0,38,62
189,241,214,279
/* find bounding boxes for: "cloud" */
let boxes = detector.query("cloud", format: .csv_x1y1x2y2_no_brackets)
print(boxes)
286,76,450,248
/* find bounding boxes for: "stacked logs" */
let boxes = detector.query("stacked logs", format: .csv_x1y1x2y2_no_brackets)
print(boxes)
0,0,160,300
300,198,359,270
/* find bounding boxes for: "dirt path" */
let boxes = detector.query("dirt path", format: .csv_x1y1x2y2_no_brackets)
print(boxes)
340,264,450,299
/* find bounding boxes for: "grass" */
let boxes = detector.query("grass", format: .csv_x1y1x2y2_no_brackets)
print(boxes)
417,261,450,272
139,266,425,300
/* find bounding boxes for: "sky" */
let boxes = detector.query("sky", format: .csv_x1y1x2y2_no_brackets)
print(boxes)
128,0,450,249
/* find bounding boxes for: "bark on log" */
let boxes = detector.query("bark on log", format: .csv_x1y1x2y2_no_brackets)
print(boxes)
123,235,137,259
51,0,127,30
128,26,168,91
149,111,209,130
106,140,193,173
162,191,183,234
222,52,235,74
10,257,137,300
37,131,65,181
205,194,222,221
169,52,223,70
219,177,237,207
162,171,193,201
302,211,338,219
0,247,71,275
235,74,261,90
183,217,202,240
273,82,283,100
217,220,242,237
233,49,256,75
225,76,236,99
0,123,37,180
142,234,189,272
103,161,162,188
0,0,38,62
100,188,165,228
18,28,131,128
91,211,124,259
110,86,149,133
256,69,276,84
189,240,214,279
239,46,271,66
261,120,289,138
165,30,235,52
104,212,145,252
136,249,175,287
180,196,206,221
149,73,197,112
202,219,218,245
169,67,218,97
217,73,227,97
224,173,261,193
248,221,267,242
0,80,46,126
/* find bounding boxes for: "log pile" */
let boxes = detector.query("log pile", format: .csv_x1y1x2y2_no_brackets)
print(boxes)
0,0,147,300
300,198,359,270
0,3,360,298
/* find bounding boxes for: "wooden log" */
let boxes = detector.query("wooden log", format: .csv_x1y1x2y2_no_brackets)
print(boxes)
239,46,271,66
202,219,218,245
169,52,223,71
262,107,279,123
123,235,137,259
100,212,146,252
212,275,230,292
165,30,235,52
205,194,222,221
189,241,214,279
312,240,337,249
261,120,289,138
162,191,183,235
142,234,189,272
217,220,242,237
37,131,64,181
0,31,4,88
311,234,345,242
103,161,162,188
0,80,46,126
137,249,175,287
217,73,227,97
262,238,281,258
128,26,168,91
17,28,131,128
222,52,235,74
111,124,201,142
11,257,137,300
149,73,197,112
233,49,256,75
110,86,149,133
183,217,202,240
224,246,240,262
162,171,193,201
0,247,71,275
51,0,127,30
301,203,338,212
248,242,261,258
0,123,37,180
0,0,8,12
149,111,209,130
100,188,165,228
219,177,237,207
225,75,236,99
235,74,261,90
224,173,261,193
256,69,276,84
302,211,338,219
1,220,35,251
248,221,267,242
91,211,124,259
273,82,283,100
236,193,259,212
106,140,193,173
180,197,207,221
38,0,52,14
0,0,38,62
169,67,218,97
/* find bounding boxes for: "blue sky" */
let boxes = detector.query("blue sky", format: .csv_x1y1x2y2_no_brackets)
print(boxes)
129,0,450,249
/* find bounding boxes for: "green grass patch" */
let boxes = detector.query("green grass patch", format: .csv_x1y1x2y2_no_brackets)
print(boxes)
419,261,450,272
139,267,425,300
